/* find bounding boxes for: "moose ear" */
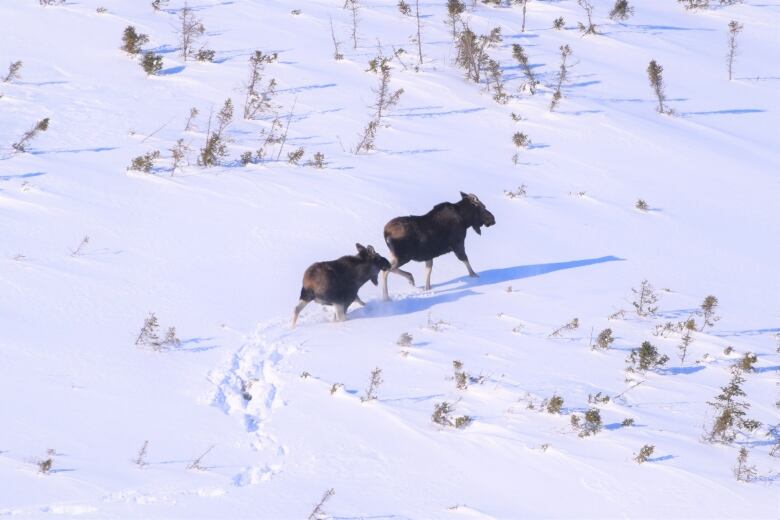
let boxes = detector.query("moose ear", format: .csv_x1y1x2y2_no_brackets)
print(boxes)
367,245,376,254
460,191,469,200
355,243,366,254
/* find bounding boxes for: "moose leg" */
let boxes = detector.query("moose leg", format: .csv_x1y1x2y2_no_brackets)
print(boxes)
354,296,366,307
382,268,391,301
383,256,415,300
334,304,347,322
424,259,433,291
453,244,479,278
291,299,310,328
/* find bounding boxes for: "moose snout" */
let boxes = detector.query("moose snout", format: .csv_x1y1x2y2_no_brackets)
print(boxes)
485,212,496,227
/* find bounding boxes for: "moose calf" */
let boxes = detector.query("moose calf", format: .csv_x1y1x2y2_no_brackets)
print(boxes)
292,244,391,327
382,192,495,300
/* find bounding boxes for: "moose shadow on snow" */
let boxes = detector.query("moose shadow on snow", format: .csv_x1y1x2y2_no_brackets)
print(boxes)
352,255,623,321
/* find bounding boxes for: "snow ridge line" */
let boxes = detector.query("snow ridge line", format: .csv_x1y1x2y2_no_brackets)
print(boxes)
207,319,297,487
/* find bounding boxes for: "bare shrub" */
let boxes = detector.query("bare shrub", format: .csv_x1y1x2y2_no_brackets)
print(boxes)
577,0,599,35
345,0,359,49
622,417,635,427
308,488,336,520
185,107,199,131
329,17,344,60
70,235,90,256
177,2,206,61
635,198,649,211
186,445,215,470
553,17,565,30
504,184,527,199
151,0,170,10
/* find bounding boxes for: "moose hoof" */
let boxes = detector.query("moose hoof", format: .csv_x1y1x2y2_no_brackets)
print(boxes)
469,272,479,278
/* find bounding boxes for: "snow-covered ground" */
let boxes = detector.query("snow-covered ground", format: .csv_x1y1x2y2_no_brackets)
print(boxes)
1,0,778,517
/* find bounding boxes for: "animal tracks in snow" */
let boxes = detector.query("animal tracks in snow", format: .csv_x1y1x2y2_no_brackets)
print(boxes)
207,320,298,487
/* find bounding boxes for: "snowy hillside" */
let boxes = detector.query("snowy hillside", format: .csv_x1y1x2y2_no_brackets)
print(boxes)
1,0,778,517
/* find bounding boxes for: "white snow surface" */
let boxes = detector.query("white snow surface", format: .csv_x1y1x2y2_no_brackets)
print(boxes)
1,0,779,518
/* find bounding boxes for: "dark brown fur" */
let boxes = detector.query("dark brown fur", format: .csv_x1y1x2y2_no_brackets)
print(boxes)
292,244,390,327
382,192,495,298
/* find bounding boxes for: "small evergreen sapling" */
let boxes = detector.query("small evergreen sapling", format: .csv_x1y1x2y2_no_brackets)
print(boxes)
736,352,757,372
632,279,659,317
549,317,578,337
511,131,530,165
549,45,572,112
733,447,757,482
445,0,466,38
128,150,161,173
647,60,672,114
361,367,383,402
626,341,669,375
592,328,614,350
3,61,23,83
122,26,149,55
727,20,743,81
243,50,278,119
572,408,602,437
177,2,206,61
577,0,599,35
199,99,234,167
12,118,49,153
553,17,565,30
698,295,720,331
609,0,634,21
546,395,564,414
141,51,163,75
705,366,761,444
634,444,654,464
511,44,539,95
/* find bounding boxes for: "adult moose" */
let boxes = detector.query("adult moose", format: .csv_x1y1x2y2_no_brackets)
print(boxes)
292,243,391,328
382,192,496,300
